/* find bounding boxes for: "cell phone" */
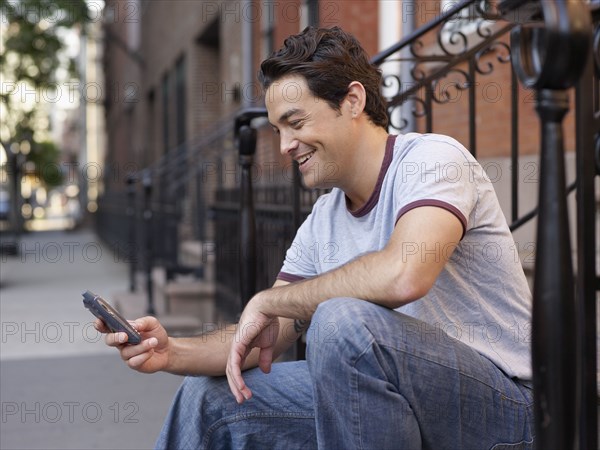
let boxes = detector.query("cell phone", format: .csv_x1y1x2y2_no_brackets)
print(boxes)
82,290,142,345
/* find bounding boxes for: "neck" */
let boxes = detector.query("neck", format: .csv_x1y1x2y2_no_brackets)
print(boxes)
343,126,390,211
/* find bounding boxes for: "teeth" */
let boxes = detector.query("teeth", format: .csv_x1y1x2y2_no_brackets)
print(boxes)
299,151,315,165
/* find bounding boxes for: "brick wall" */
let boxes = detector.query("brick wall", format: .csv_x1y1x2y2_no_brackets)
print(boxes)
103,0,144,192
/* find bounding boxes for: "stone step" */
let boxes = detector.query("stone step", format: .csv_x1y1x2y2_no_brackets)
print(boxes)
111,291,160,319
110,290,204,337
164,280,216,323
157,315,205,336
180,240,216,282
165,280,215,299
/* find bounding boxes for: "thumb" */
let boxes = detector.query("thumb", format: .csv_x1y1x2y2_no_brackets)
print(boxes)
258,347,274,374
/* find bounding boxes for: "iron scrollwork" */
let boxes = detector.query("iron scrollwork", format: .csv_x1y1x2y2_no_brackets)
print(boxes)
377,0,513,133
431,68,471,104
387,96,429,131
474,41,511,75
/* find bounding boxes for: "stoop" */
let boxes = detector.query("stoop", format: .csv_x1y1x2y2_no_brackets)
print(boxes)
164,280,216,324
111,290,207,337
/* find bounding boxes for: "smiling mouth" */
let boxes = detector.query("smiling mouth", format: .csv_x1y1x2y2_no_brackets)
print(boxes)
298,151,316,167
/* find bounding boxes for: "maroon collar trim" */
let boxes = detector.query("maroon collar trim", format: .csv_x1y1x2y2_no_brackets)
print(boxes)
348,134,397,218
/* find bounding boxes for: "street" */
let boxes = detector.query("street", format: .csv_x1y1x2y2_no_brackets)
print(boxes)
0,228,184,450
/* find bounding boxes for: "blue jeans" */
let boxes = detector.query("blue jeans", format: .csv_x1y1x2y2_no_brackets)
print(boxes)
155,298,534,449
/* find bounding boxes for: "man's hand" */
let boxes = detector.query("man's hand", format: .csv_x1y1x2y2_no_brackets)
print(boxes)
226,297,280,404
95,316,170,374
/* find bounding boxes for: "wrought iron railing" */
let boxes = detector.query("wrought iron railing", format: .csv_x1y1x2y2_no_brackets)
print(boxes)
498,1,598,448
96,113,237,314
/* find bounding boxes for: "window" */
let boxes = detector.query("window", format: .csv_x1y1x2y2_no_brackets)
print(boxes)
161,73,170,154
440,0,495,50
301,0,319,30
175,57,186,146
261,0,275,61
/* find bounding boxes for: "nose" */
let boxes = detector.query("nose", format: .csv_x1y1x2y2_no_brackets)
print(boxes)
279,131,299,156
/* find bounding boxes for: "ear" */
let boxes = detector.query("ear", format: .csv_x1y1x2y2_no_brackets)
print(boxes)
345,81,367,118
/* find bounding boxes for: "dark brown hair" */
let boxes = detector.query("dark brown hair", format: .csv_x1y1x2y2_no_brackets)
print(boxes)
259,26,389,129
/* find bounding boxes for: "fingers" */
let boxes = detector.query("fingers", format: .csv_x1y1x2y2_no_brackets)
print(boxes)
93,318,109,333
96,316,158,348
93,314,164,373
258,347,273,374
224,310,279,403
129,316,160,333
226,341,253,404
120,337,159,368
104,330,131,347
95,316,156,334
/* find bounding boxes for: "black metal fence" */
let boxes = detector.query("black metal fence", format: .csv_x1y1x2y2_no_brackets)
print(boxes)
212,182,324,320
96,114,237,314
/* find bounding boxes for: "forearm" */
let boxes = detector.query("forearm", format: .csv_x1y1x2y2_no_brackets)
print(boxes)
257,248,415,321
164,320,301,377
256,207,464,320
164,326,236,377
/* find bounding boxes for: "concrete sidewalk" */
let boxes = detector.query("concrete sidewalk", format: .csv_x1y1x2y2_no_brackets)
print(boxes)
0,228,184,449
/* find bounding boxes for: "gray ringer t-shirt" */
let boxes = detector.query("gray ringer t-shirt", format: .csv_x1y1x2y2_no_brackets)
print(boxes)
278,133,532,380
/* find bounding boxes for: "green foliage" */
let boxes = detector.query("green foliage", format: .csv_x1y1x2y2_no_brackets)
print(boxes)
0,0,90,188
28,140,64,187
1,0,90,89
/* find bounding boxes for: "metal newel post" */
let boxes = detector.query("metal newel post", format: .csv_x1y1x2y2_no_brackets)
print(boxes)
126,173,137,293
507,1,592,447
142,171,155,315
531,89,575,448
238,125,257,309
574,44,599,449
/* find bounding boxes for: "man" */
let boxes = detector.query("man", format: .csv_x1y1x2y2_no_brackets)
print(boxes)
99,27,534,449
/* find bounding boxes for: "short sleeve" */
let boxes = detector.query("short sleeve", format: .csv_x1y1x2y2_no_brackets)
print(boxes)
393,136,479,238
277,199,324,282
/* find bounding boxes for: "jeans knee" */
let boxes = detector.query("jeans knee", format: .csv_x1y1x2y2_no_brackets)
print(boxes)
307,298,383,371
310,296,388,336
310,297,370,328
309,297,358,344
179,375,214,401
176,375,235,422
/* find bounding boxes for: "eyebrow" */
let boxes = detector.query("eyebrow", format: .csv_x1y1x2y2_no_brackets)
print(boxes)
277,108,303,124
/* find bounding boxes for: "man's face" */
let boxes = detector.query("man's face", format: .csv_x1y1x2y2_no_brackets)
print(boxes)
265,75,353,190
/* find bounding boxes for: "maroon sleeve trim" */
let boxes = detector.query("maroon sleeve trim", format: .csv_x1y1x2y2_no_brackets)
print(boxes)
395,199,467,239
276,272,306,283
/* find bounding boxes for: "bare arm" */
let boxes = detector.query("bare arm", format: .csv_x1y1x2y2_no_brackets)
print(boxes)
99,280,300,377
164,281,302,376
255,206,463,319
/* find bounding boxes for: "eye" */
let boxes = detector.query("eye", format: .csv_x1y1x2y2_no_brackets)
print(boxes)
289,120,303,129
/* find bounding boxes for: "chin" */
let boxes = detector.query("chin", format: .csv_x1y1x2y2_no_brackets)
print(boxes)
299,176,319,190
299,158,337,190
300,176,333,191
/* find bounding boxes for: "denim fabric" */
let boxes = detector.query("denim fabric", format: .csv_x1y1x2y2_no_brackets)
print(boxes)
156,298,534,449
307,298,534,450
155,361,317,450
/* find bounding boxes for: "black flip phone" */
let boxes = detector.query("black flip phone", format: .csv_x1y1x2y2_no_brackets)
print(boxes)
82,290,142,345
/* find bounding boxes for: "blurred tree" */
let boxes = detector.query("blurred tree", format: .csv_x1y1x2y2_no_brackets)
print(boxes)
0,0,90,187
